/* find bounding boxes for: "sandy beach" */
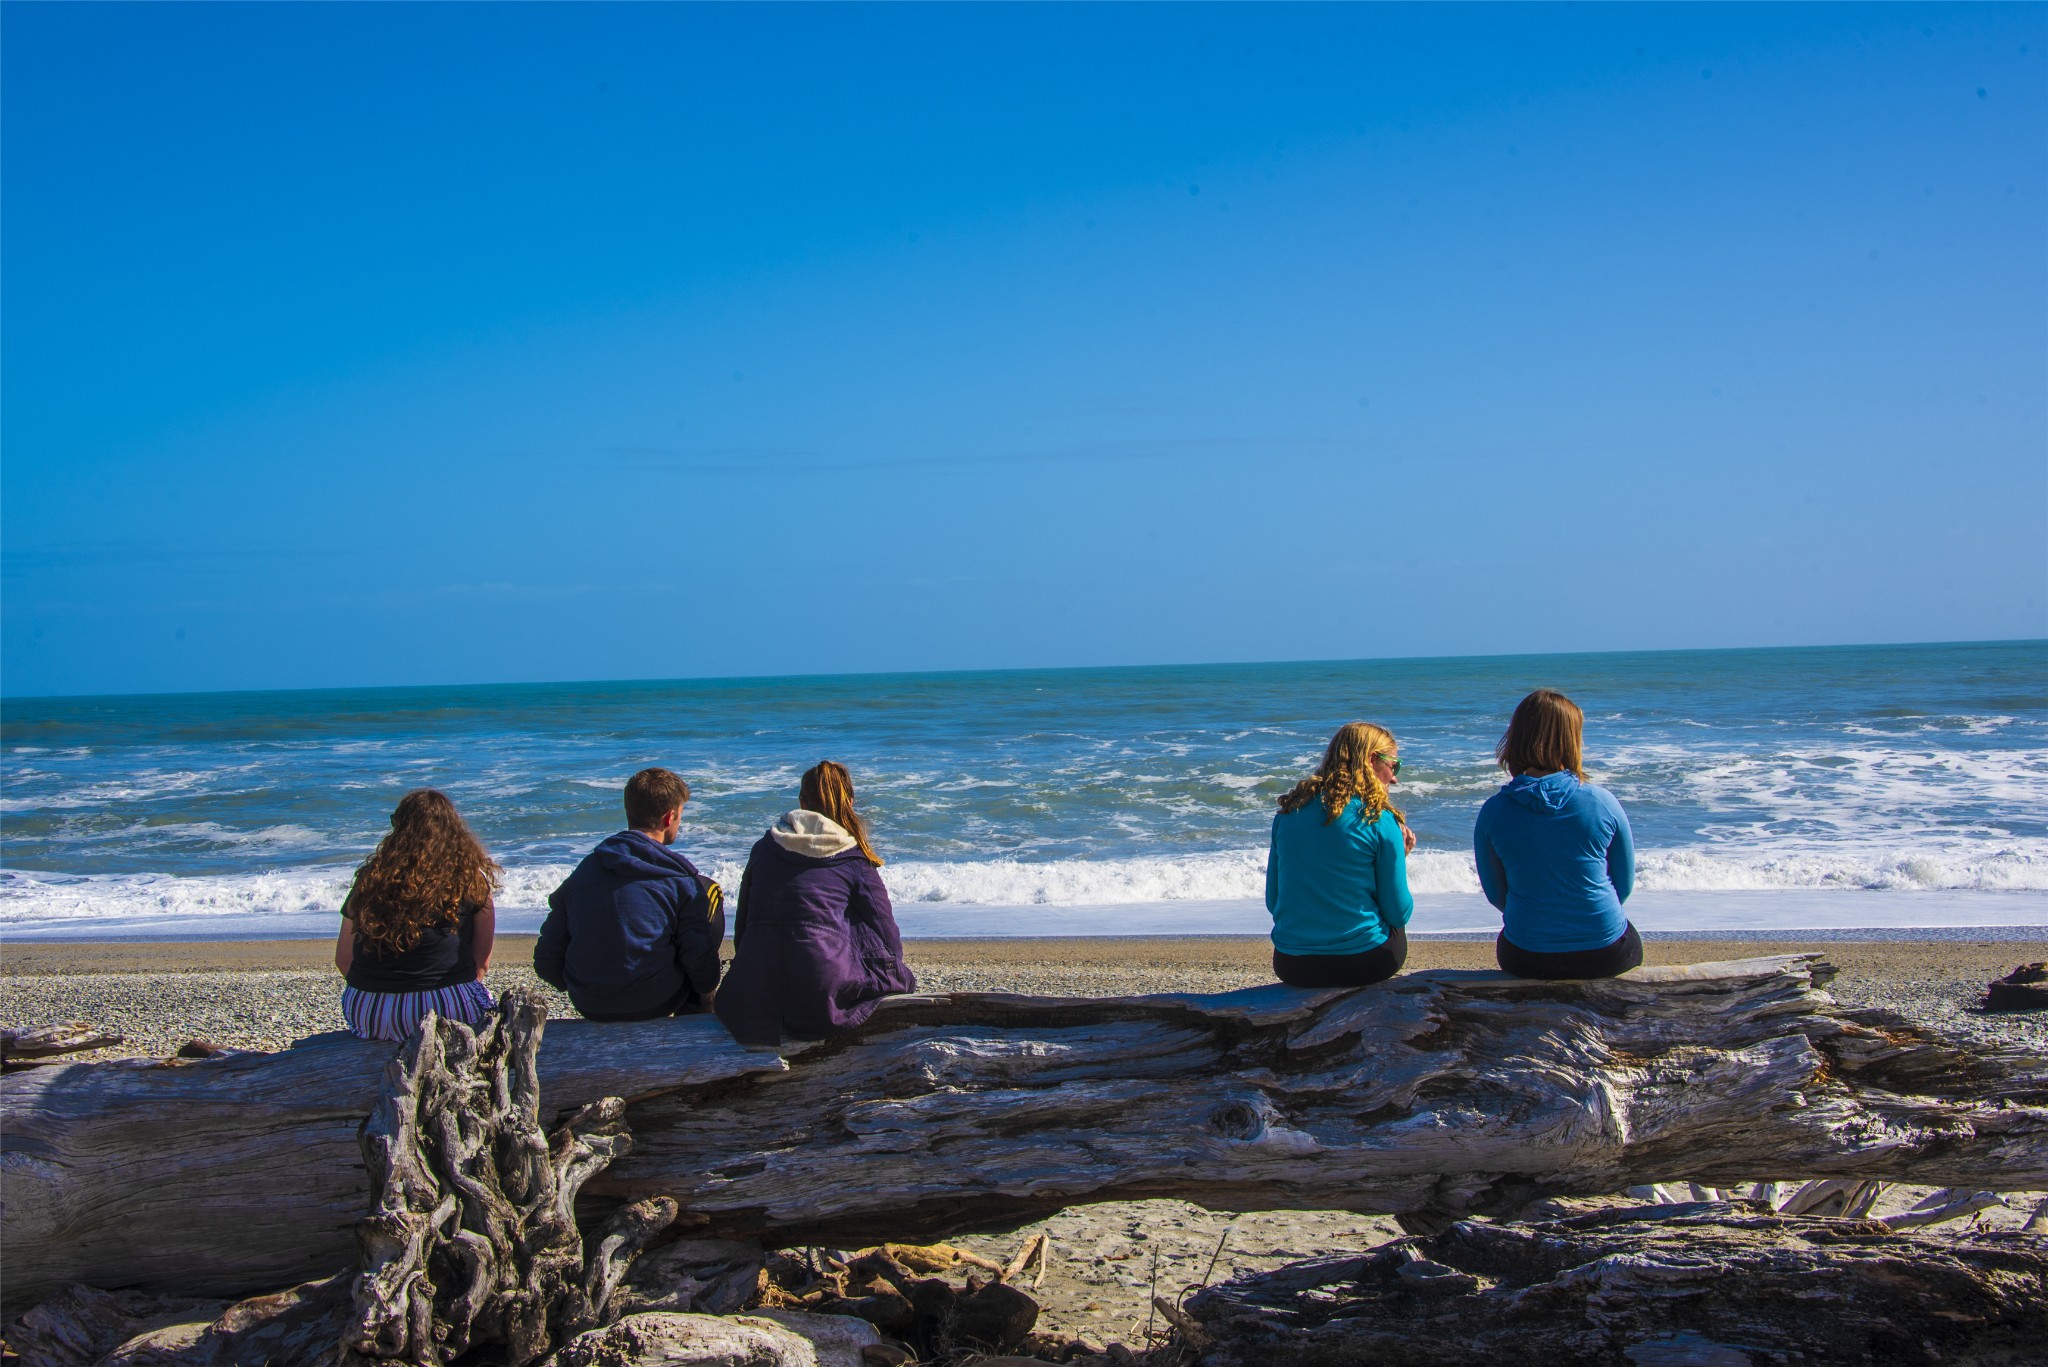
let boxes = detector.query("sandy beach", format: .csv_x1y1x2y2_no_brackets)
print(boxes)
5,933,2043,1343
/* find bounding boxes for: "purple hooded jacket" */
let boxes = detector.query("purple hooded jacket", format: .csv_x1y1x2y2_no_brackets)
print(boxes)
715,810,917,1047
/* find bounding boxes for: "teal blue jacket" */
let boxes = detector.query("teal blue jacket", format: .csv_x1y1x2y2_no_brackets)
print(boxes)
1265,796,1414,956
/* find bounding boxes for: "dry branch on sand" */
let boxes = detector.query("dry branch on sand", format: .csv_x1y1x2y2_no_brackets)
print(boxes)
1183,1202,2048,1366
5,955,2047,1312
0,1022,123,1070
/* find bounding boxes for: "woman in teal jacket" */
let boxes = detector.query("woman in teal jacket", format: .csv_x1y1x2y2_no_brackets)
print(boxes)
1266,721,1415,988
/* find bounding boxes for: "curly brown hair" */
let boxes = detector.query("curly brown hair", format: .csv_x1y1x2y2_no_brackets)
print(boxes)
345,790,501,953
1276,722,1405,827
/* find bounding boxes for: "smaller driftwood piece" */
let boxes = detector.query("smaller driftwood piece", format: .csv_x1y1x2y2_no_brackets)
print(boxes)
1985,962,2048,1013
0,1023,123,1072
1183,1202,2048,1367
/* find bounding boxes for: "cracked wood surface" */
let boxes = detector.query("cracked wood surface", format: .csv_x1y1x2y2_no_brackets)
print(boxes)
4,955,2042,1311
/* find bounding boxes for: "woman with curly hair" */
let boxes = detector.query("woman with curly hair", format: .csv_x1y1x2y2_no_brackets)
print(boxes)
1266,722,1416,989
333,789,500,1040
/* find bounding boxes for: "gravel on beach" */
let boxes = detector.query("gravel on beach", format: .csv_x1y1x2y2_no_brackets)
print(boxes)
4,934,2042,1059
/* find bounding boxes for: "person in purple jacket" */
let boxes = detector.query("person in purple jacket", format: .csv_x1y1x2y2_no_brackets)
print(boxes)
716,760,917,1047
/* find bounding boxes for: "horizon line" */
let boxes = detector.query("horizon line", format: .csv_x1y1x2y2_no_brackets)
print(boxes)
5,635,2042,709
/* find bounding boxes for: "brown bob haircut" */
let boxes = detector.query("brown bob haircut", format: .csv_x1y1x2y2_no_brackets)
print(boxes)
625,767,691,829
1496,689,1586,780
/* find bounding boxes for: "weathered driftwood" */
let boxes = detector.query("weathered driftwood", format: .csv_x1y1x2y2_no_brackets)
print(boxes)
5,1277,351,1367
1882,1186,2008,1229
6,956,2046,1310
1181,1204,2048,1366
746,1245,1042,1358
4,1282,896,1367
548,1310,883,1367
337,990,680,1367
6,996,958,1367
1987,961,2048,1012
4,993,914,1367
1,1023,124,1071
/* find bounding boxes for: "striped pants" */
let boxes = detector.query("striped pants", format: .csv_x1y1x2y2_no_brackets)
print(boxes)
341,980,495,1042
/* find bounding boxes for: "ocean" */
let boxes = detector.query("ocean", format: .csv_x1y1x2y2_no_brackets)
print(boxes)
3,641,2044,940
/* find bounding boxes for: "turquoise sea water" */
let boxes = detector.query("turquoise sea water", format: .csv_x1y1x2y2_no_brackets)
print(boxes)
3,641,2044,938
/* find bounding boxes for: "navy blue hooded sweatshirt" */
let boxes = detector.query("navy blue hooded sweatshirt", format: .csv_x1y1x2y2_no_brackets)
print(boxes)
535,830,725,1019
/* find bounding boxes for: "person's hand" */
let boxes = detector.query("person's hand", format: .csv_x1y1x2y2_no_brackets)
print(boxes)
1400,821,1417,855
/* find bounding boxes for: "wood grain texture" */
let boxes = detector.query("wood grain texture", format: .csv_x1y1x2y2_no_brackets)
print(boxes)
1183,1205,2048,1365
337,990,674,1367
5,956,2043,1312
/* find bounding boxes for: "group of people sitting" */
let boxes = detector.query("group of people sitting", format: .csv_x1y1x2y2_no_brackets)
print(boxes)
1268,687,1639,989
335,759,909,1045
335,687,1640,1045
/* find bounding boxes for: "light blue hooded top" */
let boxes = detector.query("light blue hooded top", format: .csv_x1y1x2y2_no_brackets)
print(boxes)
1266,795,1413,956
1473,771,1634,953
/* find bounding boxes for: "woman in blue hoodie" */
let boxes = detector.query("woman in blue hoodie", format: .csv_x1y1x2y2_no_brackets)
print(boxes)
1266,722,1415,988
1473,689,1641,979
716,761,917,1047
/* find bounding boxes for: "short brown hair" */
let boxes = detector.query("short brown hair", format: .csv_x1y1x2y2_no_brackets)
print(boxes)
625,767,690,829
1496,689,1586,779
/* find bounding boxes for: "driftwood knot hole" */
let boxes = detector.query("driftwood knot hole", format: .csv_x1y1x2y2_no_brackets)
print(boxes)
1210,1100,1265,1141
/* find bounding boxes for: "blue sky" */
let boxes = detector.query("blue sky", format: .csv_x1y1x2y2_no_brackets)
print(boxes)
4,2,2043,698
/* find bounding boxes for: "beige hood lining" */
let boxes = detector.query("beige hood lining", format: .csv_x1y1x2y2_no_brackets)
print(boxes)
769,808,860,859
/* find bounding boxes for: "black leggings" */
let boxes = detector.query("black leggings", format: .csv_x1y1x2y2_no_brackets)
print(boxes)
1496,922,1643,980
1274,923,1408,988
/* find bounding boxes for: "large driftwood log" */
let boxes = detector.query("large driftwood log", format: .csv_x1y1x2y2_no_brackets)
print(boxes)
1181,1204,2048,1365
3,992,937,1367
5,956,2045,1311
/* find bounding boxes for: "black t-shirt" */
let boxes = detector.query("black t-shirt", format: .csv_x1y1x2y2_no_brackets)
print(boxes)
344,898,480,993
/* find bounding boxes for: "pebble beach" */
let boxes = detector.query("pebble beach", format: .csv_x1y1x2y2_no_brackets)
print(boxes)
4,934,2041,1057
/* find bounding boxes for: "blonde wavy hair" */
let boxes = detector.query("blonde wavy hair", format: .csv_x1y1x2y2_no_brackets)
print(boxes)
1277,722,1405,827
346,790,501,952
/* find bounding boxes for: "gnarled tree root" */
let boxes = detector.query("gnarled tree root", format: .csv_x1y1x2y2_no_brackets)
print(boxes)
338,989,678,1367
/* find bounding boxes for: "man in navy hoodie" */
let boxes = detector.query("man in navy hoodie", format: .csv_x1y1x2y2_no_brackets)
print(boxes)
535,767,724,1020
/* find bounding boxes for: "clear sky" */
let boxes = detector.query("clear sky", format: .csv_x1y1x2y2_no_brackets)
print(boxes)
3,2,2043,698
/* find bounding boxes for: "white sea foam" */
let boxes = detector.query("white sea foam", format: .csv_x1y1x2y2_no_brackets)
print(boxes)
5,841,2044,939
0,767,255,812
